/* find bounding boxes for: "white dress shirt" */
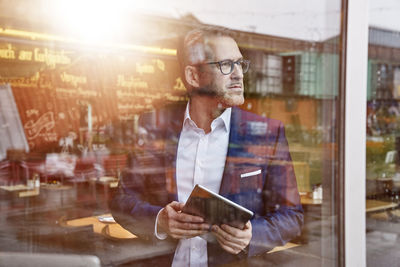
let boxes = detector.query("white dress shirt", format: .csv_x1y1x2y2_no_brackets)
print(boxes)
155,103,231,267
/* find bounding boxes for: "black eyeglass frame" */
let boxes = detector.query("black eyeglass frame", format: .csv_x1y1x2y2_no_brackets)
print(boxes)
203,59,251,75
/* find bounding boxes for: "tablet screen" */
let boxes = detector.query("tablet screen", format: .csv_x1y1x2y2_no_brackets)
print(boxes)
182,184,254,229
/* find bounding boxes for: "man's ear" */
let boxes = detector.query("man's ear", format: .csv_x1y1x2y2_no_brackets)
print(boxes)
185,65,200,88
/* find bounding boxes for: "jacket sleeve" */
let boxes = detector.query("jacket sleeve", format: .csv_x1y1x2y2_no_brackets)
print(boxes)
109,152,166,242
248,121,304,256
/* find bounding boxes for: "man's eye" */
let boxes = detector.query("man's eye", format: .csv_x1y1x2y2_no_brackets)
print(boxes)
220,61,232,68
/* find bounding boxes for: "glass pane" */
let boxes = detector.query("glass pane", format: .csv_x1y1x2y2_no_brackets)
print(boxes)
367,1,400,266
0,1,342,266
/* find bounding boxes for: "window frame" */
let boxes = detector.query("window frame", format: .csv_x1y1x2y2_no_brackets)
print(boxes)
340,0,368,266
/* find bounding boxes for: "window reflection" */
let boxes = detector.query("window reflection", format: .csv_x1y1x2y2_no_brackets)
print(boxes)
0,1,342,266
366,16,400,264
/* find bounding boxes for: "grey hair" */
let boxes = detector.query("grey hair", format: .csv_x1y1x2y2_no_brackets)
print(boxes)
177,26,234,89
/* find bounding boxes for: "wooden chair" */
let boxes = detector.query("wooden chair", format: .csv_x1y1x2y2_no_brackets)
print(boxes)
73,158,98,182
0,160,11,185
19,160,47,184
292,161,311,193
102,154,128,179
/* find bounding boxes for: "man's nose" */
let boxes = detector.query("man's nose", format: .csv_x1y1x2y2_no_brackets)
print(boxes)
231,63,244,79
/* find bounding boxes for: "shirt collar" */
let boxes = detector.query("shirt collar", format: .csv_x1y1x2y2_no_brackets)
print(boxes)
183,102,231,132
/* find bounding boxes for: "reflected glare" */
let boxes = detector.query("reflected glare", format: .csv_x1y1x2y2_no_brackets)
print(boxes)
50,0,136,42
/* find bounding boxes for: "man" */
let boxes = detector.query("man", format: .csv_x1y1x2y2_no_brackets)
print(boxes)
111,28,303,266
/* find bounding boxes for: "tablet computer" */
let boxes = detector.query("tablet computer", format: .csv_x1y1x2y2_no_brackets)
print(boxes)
182,184,254,230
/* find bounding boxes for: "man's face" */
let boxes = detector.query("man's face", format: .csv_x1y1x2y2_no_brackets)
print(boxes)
197,36,245,107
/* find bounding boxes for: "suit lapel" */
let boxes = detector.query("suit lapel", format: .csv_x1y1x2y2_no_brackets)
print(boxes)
219,107,246,196
164,105,185,201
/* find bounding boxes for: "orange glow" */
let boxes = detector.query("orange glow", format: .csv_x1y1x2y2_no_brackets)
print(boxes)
0,27,176,56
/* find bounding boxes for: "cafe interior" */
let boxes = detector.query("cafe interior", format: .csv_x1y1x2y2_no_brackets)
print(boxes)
1,0,400,266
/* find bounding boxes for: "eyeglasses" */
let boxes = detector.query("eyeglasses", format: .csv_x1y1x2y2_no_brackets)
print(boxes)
205,59,250,75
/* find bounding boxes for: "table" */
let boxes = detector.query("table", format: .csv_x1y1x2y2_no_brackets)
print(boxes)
300,194,322,205
0,180,320,266
267,242,299,254
63,213,136,240
0,180,178,266
64,212,300,253
366,199,398,213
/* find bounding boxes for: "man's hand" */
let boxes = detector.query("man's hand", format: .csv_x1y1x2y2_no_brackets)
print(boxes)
158,201,210,239
212,221,252,254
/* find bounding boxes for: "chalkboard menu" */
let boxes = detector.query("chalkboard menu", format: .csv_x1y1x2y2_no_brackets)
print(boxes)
0,41,187,151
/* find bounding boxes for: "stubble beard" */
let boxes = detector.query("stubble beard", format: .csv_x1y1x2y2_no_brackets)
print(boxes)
219,92,244,107
190,81,245,107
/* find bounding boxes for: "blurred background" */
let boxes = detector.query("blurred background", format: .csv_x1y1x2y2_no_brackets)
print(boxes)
0,0,399,266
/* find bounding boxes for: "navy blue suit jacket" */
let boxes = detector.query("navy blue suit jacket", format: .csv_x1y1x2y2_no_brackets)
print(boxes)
111,105,303,266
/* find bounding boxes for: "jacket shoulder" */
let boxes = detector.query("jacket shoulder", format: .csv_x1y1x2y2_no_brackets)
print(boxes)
233,107,283,130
